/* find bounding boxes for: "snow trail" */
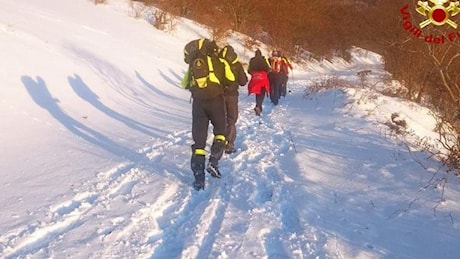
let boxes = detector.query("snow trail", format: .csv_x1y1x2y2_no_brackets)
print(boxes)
1,0,460,258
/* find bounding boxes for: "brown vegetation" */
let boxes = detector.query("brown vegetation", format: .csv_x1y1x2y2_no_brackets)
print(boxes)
133,0,460,171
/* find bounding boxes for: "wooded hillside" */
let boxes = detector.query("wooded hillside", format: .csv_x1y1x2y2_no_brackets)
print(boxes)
134,0,460,171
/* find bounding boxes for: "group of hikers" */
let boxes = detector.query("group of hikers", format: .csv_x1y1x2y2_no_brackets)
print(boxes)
248,49,293,115
181,38,293,190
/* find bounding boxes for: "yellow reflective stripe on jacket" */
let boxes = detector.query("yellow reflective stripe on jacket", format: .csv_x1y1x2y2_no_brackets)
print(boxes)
194,149,206,156
214,135,226,142
222,47,228,59
220,59,235,82
191,55,236,88
184,38,207,57
198,38,206,49
222,47,239,64
207,56,220,85
282,57,290,65
264,57,270,67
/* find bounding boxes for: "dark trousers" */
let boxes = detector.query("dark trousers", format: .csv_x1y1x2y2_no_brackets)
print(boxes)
255,88,266,111
224,95,238,149
280,74,288,97
191,95,226,168
268,72,282,105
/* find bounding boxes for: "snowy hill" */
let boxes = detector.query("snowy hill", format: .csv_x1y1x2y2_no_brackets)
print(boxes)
1,0,459,258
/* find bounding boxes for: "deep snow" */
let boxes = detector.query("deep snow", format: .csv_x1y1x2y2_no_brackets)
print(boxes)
0,0,459,258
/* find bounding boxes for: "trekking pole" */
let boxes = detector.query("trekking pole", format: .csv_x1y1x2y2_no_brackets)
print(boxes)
289,69,294,93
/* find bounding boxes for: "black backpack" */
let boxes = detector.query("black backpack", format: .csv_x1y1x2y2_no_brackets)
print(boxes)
184,38,210,64
184,38,212,88
219,45,238,64
190,51,209,88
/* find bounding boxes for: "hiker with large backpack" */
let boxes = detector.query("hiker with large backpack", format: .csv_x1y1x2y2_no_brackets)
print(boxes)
181,38,236,191
218,45,248,154
268,50,283,106
247,49,271,116
279,50,293,97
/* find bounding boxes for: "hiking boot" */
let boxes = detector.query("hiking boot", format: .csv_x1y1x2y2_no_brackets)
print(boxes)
225,148,236,154
254,106,262,116
206,162,222,178
225,144,236,154
193,171,205,191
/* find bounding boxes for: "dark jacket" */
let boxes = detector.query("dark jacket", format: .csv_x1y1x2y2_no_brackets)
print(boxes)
219,45,248,96
248,50,270,74
224,62,247,96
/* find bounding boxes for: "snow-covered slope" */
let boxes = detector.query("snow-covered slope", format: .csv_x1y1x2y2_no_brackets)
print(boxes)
0,0,459,258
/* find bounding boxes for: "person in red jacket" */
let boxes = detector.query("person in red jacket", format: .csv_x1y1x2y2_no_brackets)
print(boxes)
247,49,271,116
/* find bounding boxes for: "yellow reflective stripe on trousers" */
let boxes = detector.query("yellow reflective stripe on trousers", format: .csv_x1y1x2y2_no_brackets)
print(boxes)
194,149,206,156
214,135,226,142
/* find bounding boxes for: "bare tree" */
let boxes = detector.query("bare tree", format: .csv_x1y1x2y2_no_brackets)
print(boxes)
221,0,257,32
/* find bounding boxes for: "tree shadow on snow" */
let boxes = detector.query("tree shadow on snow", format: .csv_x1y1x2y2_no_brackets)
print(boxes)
280,89,460,258
21,75,138,160
68,73,167,138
